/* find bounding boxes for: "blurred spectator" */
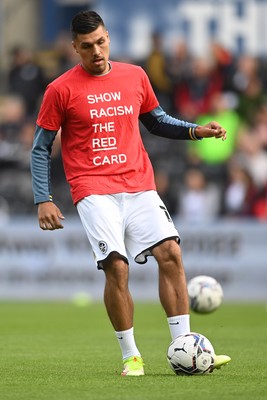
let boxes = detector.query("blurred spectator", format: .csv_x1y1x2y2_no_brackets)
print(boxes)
0,167,33,214
54,31,80,75
248,102,267,151
236,132,267,189
222,160,257,217
178,168,221,223
231,55,267,125
187,92,242,182
0,95,34,214
154,169,178,216
173,55,223,120
0,94,26,163
7,45,46,117
167,40,193,85
252,183,267,220
145,31,172,112
210,41,234,92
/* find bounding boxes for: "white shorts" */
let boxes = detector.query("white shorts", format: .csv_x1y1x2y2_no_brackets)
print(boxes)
76,190,180,269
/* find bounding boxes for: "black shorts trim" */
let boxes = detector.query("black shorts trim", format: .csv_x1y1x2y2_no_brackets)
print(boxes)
134,236,180,265
97,251,129,270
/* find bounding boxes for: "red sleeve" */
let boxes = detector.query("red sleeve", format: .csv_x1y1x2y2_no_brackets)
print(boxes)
139,68,159,114
37,84,65,131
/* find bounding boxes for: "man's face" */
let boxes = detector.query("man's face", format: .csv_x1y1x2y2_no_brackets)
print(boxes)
72,25,110,75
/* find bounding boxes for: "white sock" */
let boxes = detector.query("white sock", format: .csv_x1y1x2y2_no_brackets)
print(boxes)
167,314,190,340
115,327,141,361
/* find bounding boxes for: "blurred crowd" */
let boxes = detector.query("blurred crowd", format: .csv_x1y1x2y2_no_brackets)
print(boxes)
1,31,267,223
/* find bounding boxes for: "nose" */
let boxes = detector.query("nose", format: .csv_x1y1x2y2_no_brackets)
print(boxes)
92,44,101,56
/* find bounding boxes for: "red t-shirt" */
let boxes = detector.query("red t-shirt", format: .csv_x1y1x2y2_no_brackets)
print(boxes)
37,62,159,204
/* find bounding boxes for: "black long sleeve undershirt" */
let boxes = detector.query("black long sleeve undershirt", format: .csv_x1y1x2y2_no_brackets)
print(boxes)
139,105,199,140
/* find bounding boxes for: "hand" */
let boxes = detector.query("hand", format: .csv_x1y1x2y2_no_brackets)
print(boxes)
195,121,227,141
38,201,65,230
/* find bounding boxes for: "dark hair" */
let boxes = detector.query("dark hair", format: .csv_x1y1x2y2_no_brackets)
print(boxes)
71,11,105,39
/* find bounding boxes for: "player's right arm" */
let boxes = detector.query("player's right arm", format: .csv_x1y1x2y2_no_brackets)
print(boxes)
31,125,65,230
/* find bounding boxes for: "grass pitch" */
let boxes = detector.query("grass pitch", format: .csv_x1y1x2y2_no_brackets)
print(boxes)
0,302,266,400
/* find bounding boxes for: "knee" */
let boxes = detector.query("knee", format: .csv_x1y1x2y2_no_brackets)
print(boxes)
102,254,129,288
153,239,183,265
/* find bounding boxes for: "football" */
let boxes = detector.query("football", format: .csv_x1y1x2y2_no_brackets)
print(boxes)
187,275,223,313
167,332,215,375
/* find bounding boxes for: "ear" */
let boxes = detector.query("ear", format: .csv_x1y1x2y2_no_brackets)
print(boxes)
72,41,78,53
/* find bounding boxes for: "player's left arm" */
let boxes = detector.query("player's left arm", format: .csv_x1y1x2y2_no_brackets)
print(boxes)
139,106,227,141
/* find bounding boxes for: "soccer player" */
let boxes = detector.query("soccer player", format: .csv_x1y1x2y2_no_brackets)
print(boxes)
31,10,230,376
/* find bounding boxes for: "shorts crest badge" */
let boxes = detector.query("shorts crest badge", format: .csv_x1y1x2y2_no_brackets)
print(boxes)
98,241,108,254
